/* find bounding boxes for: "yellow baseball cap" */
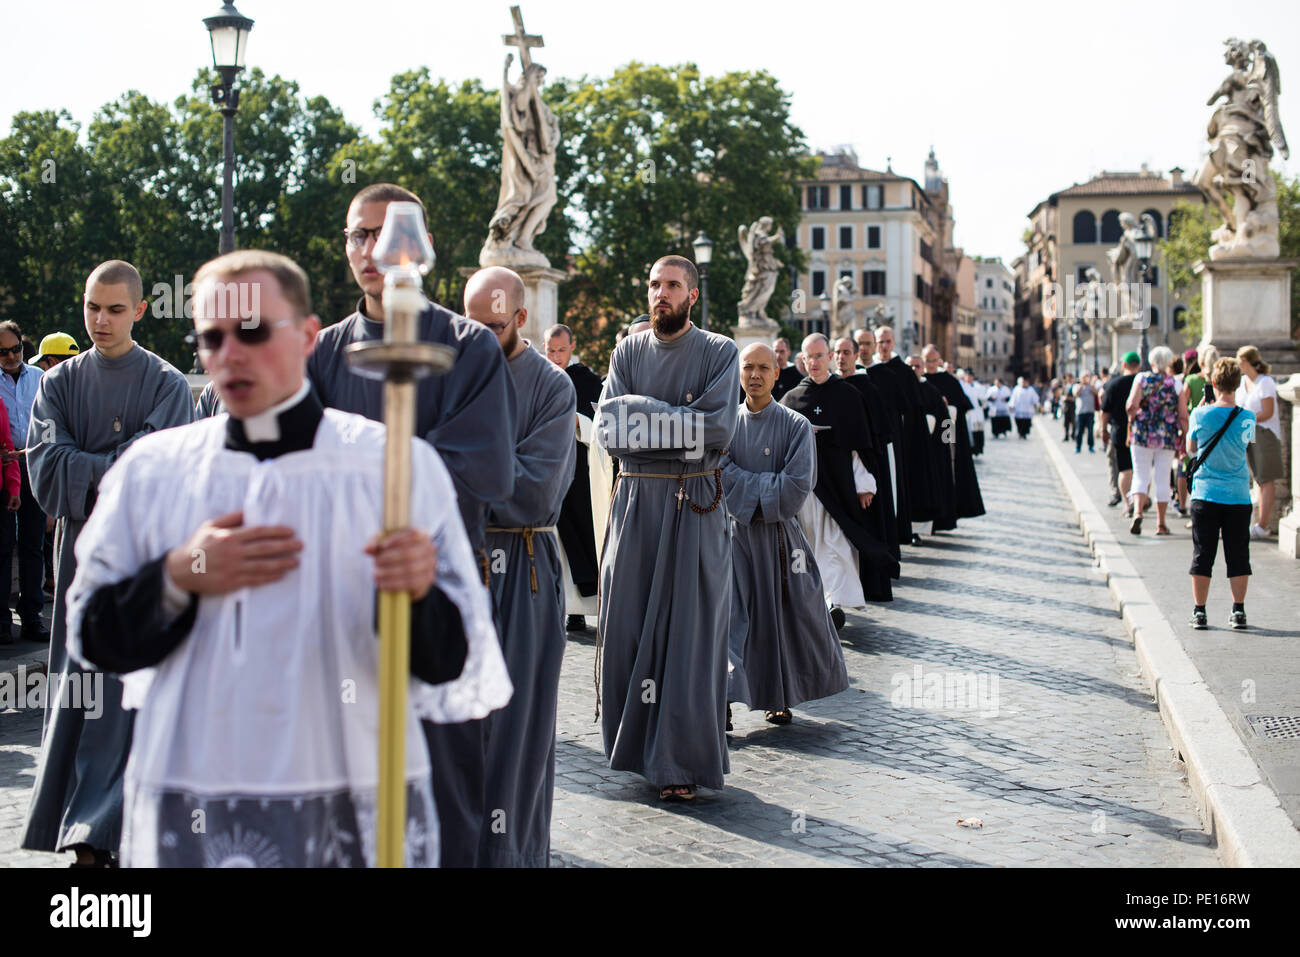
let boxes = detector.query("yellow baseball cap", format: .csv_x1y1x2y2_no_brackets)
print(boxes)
35,332,80,361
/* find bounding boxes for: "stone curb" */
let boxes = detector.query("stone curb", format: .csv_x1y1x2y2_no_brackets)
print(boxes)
1037,424,1300,867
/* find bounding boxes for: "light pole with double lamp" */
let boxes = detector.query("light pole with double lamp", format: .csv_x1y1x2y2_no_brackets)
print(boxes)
692,231,713,332
204,2,254,254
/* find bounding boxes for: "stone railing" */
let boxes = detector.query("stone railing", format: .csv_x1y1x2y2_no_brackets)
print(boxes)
1278,373,1300,558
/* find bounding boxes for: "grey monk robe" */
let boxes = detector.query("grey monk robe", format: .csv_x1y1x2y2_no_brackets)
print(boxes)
22,345,194,854
307,298,515,868
595,323,739,789
481,345,575,868
723,400,848,712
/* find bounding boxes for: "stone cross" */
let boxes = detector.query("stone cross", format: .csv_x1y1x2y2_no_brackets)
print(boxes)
502,5,544,71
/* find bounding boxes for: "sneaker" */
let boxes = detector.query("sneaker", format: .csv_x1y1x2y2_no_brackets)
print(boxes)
1249,524,1270,540
1229,609,1248,630
1189,609,1208,630
565,614,588,633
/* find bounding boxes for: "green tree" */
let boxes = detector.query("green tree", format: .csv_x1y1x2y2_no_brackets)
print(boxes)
1161,169,1300,342
0,110,112,341
330,71,518,312
550,63,813,363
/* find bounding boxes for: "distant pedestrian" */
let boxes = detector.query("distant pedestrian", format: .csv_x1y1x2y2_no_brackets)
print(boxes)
1100,352,1140,510
1234,345,1282,540
1073,375,1098,453
988,378,1012,438
1125,346,1187,536
1060,376,1076,441
1186,358,1256,630
1010,377,1039,438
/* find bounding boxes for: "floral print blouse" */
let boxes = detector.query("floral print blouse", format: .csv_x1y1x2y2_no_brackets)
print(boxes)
1130,372,1180,450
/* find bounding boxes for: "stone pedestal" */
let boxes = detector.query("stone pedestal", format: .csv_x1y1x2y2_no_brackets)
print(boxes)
516,265,568,353
733,314,781,355
459,263,567,355
1194,257,1298,356
1196,257,1300,552
1277,374,1300,559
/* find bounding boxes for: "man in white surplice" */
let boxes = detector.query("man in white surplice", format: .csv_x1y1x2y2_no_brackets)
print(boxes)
64,251,511,867
795,334,876,614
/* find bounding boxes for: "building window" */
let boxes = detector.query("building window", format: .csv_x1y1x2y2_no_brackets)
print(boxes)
1174,306,1187,329
811,226,825,251
812,270,826,297
985,277,993,287
840,184,853,210
919,240,933,264
1142,208,1164,238
1148,266,1159,287
863,184,883,210
806,185,829,210
1100,209,1123,244
867,225,881,248
1072,210,1097,244
839,225,853,249
862,270,885,296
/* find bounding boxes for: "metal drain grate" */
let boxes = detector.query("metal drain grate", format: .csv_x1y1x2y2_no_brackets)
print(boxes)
1245,715,1300,740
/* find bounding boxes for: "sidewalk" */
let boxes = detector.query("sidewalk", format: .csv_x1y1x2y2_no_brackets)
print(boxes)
1039,417,1300,866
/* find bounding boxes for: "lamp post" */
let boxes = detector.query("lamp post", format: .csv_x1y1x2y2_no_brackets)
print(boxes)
204,2,254,254
819,292,831,337
692,231,712,331
1133,214,1157,371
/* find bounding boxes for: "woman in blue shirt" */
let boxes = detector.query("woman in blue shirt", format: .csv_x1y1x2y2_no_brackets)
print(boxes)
1186,358,1257,630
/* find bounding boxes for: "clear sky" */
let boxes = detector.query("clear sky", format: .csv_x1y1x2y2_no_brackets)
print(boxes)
4,0,1297,265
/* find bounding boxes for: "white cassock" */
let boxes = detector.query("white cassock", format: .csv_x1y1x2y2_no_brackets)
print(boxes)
557,411,613,617
65,410,513,867
796,451,877,610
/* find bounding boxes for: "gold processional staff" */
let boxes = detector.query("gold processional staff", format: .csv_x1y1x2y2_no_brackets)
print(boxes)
344,201,453,868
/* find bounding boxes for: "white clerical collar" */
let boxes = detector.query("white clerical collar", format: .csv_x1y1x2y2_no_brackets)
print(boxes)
241,381,311,443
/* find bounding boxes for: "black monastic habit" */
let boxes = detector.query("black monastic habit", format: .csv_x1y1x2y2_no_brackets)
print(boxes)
781,376,899,601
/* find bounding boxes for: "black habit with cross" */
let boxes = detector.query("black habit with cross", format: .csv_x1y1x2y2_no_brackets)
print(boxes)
781,376,898,601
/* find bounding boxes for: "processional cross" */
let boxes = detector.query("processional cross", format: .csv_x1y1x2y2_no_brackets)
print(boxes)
502,5,544,70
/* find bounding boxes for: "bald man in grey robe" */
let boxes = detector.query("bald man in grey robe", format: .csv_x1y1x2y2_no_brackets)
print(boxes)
465,268,575,867
725,344,847,725
596,256,738,801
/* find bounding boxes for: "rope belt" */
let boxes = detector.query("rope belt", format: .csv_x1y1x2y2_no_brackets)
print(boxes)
484,526,556,594
614,467,724,514
593,467,724,719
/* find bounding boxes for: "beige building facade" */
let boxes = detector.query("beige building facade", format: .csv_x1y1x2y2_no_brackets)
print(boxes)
974,258,1015,382
1018,168,1206,378
792,149,940,354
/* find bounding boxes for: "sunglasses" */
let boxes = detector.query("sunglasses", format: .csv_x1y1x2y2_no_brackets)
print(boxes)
0,345,22,357
187,318,294,353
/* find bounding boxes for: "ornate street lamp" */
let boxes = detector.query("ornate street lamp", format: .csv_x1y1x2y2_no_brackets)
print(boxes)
692,231,712,331
204,2,254,254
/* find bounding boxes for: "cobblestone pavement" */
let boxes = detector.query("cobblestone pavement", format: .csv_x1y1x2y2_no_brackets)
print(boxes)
1,428,1218,867
549,429,1218,867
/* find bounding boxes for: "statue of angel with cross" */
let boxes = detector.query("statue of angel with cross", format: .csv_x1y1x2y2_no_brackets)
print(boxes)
481,6,560,268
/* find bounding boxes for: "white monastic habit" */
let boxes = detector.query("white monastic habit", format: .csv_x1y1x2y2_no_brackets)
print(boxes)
64,405,512,867
795,450,877,610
